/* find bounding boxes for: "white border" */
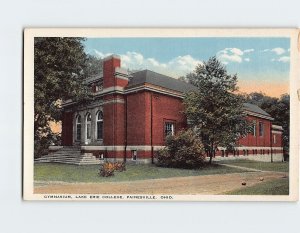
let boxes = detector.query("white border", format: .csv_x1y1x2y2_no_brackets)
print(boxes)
23,28,299,201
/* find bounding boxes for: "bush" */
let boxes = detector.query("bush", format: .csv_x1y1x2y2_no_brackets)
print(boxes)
156,129,205,169
99,162,126,177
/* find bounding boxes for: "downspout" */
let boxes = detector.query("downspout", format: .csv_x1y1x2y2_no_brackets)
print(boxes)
151,93,154,164
113,71,116,161
124,95,127,162
270,122,273,163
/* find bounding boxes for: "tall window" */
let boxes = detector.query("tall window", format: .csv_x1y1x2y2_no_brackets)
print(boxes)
273,135,276,144
86,113,92,140
252,120,256,136
76,115,81,141
165,122,175,137
259,122,264,137
96,111,103,140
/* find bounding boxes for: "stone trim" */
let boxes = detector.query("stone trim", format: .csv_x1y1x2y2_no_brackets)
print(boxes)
80,145,165,151
218,146,283,150
103,54,120,61
272,130,283,134
48,146,63,151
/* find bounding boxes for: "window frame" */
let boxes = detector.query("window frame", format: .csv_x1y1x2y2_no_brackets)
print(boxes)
75,115,82,141
252,120,256,136
259,122,264,137
96,111,104,140
164,121,175,138
86,113,92,140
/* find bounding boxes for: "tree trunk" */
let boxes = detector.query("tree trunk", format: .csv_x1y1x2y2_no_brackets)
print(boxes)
209,153,213,164
208,141,214,164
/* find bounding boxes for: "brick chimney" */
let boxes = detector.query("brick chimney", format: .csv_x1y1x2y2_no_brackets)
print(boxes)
103,55,128,89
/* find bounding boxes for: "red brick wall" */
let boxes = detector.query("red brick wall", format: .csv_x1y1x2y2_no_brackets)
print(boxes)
238,116,272,147
126,92,146,145
61,111,73,146
272,133,283,147
126,91,187,146
103,96,126,146
103,57,121,89
148,92,186,145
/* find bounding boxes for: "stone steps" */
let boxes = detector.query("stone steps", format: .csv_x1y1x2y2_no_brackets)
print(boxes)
35,147,100,165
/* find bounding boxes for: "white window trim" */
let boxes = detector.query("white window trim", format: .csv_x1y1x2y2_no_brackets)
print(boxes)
85,113,92,142
165,122,175,137
96,111,104,140
75,115,81,141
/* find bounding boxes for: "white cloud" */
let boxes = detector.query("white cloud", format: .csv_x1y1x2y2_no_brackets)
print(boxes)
262,47,286,55
271,56,290,63
217,48,244,64
244,49,254,53
278,56,290,63
217,48,255,64
93,50,112,58
92,50,203,78
271,47,285,55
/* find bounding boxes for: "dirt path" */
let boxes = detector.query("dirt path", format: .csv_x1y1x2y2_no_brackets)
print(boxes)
34,171,287,195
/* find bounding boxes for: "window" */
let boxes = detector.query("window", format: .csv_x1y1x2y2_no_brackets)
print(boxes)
76,115,81,141
132,150,137,161
86,113,92,140
96,111,103,140
273,135,276,144
259,122,264,137
252,120,256,136
165,122,175,137
95,81,103,92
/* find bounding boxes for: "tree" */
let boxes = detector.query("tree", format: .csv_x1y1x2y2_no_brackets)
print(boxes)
34,37,90,157
156,129,206,168
183,57,251,163
84,54,103,77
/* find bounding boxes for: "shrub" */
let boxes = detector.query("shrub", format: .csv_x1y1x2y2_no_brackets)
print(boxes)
156,129,205,169
99,162,126,177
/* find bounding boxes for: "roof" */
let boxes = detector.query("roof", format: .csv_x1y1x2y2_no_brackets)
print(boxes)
127,69,197,93
243,103,271,117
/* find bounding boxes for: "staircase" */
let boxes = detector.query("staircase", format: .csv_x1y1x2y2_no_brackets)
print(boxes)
35,146,100,165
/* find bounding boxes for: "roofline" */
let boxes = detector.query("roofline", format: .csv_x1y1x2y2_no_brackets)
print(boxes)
245,110,274,121
125,83,185,98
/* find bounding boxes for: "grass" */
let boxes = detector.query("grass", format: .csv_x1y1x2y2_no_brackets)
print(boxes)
216,159,289,172
226,177,289,195
34,162,247,183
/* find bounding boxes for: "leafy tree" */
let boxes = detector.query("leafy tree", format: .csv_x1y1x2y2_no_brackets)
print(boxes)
183,57,251,163
156,129,205,168
84,54,103,77
34,37,90,157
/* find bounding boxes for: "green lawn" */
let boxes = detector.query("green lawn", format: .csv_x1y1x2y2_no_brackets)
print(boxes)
216,159,289,172
34,163,247,183
226,177,289,195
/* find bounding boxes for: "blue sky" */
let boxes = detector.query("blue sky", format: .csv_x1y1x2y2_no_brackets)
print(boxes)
84,37,290,96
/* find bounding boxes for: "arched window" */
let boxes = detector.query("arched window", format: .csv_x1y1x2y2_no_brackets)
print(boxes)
96,111,103,140
86,113,92,140
76,115,81,141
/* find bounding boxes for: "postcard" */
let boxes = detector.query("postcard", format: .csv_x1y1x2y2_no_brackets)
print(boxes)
23,28,299,201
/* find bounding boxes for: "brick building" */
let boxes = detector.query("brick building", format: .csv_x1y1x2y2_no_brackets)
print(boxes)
44,55,283,164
